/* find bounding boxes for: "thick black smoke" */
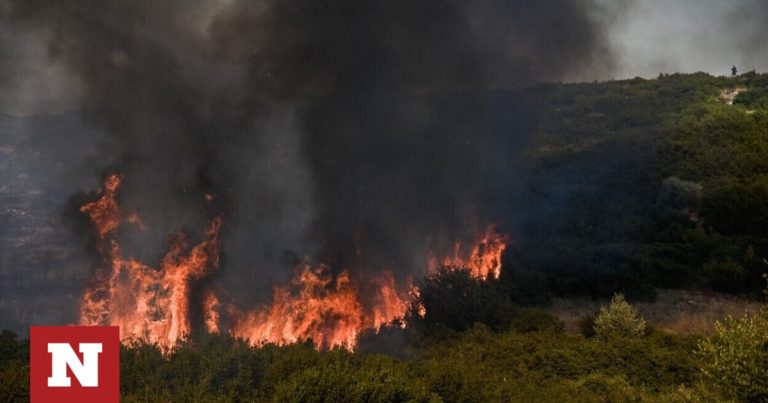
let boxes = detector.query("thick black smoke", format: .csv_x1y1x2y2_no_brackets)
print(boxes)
1,0,615,314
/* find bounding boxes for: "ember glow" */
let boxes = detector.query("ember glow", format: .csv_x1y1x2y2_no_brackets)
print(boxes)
78,175,507,350
428,226,510,280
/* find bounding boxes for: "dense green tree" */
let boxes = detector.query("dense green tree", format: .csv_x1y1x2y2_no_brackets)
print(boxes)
593,294,647,341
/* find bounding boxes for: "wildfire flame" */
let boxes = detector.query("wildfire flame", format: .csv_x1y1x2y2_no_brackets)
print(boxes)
78,175,507,351
229,264,408,350
203,290,221,334
78,175,410,350
79,174,221,349
428,225,509,280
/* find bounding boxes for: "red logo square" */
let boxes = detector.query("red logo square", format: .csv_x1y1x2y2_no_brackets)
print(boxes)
30,326,120,403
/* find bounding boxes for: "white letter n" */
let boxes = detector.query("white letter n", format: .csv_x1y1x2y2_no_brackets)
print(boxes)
47,343,102,387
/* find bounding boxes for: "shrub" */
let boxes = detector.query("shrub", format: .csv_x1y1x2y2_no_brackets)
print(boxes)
0,331,29,403
509,308,564,333
271,362,438,403
578,313,597,338
659,384,724,403
656,176,702,213
572,374,644,402
696,310,768,402
407,268,517,333
593,293,647,341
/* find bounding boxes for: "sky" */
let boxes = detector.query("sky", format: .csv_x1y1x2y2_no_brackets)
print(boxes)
605,0,768,79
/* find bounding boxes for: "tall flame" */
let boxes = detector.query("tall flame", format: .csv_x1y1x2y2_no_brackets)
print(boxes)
428,225,509,280
79,174,221,349
78,175,410,350
78,175,507,351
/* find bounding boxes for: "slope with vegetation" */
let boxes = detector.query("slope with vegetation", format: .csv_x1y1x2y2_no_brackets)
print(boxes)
509,71,768,300
3,72,768,401
2,270,765,401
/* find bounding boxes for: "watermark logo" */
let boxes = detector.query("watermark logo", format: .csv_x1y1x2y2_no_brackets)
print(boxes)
30,326,119,403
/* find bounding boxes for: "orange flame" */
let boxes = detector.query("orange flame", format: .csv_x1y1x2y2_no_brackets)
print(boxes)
428,225,509,280
79,174,121,241
229,264,408,350
78,175,507,351
203,290,221,334
79,175,221,349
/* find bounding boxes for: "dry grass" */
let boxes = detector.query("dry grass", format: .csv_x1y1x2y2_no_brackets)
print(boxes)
549,289,765,335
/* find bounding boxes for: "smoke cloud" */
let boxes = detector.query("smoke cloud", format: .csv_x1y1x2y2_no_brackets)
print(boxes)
0,0,616,329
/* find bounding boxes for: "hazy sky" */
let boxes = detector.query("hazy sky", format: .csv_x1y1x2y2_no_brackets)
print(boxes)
606,0,768,79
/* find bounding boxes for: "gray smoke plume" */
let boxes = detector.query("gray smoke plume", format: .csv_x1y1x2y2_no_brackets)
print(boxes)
0,0,616,330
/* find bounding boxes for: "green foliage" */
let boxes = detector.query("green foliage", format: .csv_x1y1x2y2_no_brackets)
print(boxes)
593,294,647,341
735,87,768,109
513,72,768,297
570,374,646,402
579,313,597,338
407,268,517,333
419,325,700,401
0,325,706,402
121,333,266,402
697,311,768,402
0,330,28,403
703,257,747,294
498,263,552,306
406,268,564,337
272,357,439,403
662,103,768,181
658,384,728,403
700,177,768,236
509,308,564,334
656,176,702,214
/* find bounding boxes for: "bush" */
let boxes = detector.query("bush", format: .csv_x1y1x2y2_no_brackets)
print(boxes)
659,384,724,403
572,374,645,402
509,308,564,334
355,321,418,360
593,294,647,341
0,331,29,403
271,360,439,403
696,310,768,402
407,268,517,333
578,313,597,338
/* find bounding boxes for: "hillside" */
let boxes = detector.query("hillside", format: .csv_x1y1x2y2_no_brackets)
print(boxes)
501,72,768,300
3,73,768,401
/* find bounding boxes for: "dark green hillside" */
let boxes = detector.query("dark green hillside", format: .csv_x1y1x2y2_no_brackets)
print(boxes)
505,72,768,299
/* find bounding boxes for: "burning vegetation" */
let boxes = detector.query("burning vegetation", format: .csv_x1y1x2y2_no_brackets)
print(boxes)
228,266,408,350
79,174,222,349
78,175,507,350
428,226,509,280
